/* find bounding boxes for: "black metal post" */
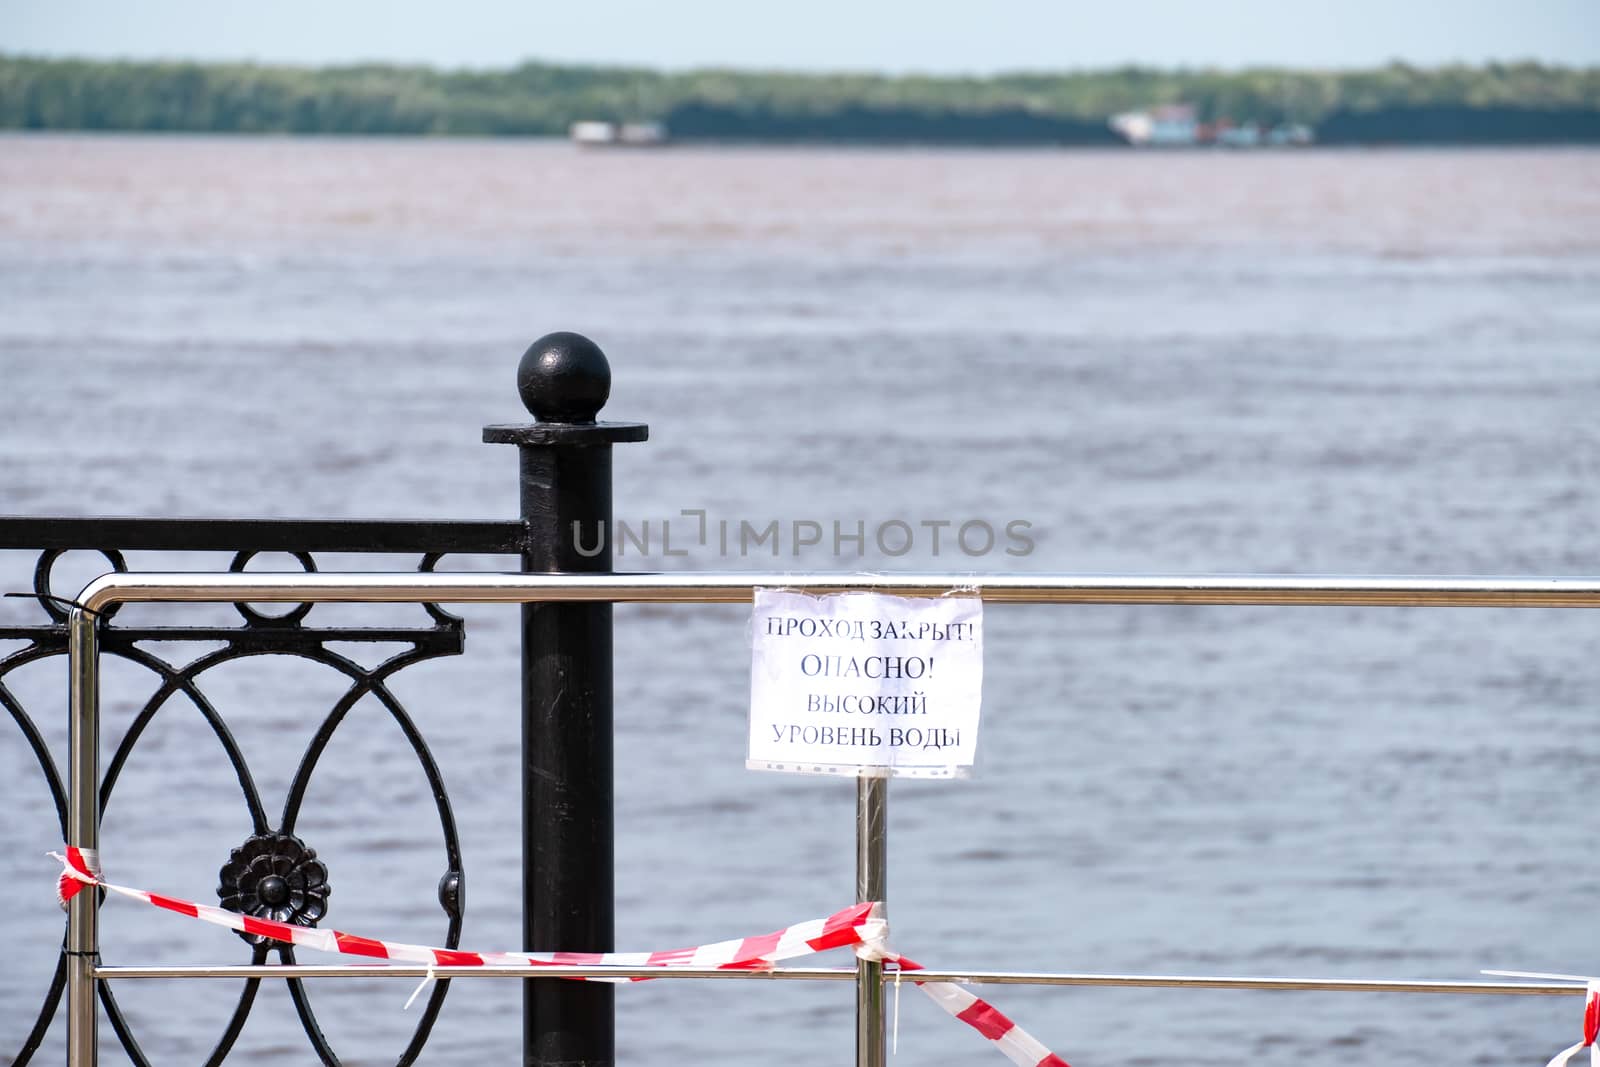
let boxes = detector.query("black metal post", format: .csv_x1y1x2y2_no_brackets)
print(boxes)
485,333,647,1067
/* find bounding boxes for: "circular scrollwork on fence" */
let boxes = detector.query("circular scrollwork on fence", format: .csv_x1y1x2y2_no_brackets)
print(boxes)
33,549,127,623
227,551,318,627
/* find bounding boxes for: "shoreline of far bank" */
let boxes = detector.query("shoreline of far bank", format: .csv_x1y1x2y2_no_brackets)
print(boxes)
3,54,1598,147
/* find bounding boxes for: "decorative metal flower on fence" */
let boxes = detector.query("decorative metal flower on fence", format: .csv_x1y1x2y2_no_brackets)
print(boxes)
217,831,330,943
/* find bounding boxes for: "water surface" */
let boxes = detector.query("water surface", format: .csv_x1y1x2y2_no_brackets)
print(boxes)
2,136,1599,1065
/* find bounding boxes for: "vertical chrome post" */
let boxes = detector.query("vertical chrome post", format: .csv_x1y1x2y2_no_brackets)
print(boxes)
66,607,100,1066
855,773,888,1067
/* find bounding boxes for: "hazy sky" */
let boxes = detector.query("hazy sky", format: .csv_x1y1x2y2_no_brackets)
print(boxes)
6,0,1597,72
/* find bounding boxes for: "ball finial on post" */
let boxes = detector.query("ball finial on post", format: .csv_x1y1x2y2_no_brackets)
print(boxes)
517,331,611,424
483,328,645,1066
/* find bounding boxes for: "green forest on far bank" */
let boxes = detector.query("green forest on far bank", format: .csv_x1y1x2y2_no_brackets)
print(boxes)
2,55,1598,143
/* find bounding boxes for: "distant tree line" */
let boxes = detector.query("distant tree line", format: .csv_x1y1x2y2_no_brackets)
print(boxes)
1,55,1597,143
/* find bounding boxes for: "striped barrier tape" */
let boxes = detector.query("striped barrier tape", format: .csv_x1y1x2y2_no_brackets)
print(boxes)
864,948,1068,1067
54,846,1067,1066
1542,984,1600,1067
1484,972,1600,1067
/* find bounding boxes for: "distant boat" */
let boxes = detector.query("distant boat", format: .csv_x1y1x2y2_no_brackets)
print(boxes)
1214,121,1263,148
1109,104,1314,147
1266,123,1315,146
1109,104,1201,146
569,121,669,147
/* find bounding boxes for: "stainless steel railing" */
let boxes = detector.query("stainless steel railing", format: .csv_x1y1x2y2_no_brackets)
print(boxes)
65,571,1600,1065
86,964,1590,994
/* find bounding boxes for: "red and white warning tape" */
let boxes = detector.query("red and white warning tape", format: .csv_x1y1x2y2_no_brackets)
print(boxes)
864,948,1068,1067
1542,983,1600,1067
1483,971,1600,1067
54,846,1067,1066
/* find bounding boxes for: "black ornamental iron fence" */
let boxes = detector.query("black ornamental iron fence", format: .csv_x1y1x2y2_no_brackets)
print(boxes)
1,332,642,1066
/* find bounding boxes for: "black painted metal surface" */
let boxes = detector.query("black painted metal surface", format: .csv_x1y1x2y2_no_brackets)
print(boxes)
1,536,480,1065
217,831,331,943
486,332,646,1067
0,517,527,555
1,330,642,1066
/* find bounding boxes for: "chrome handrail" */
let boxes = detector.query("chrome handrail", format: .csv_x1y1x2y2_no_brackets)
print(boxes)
65,570,1600,1066
73,570,1600,613
90,964,1585,996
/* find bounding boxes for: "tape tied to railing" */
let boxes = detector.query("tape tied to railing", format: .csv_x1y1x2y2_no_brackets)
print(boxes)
1540,981,1600,1067
1481,971,1600,1067
860,942,1068,1067
1540,982,1600,1067
51,848,1067,1067
56,845,99,907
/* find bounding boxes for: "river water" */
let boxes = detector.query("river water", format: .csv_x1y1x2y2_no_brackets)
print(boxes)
1,135,1598,1065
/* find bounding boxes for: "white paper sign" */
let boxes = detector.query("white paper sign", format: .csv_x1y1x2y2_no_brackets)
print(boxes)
748,589,983,778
